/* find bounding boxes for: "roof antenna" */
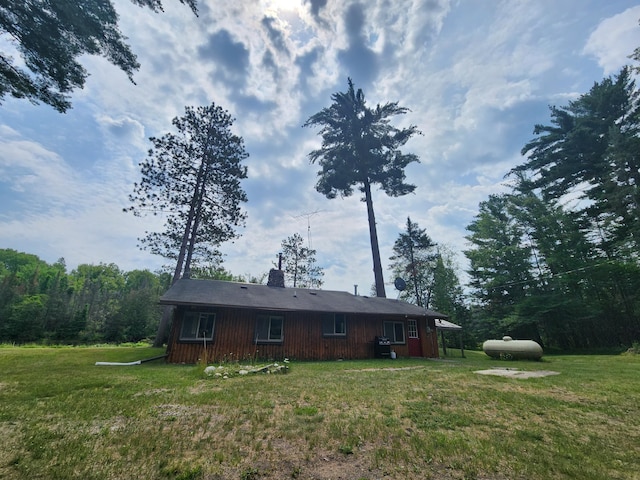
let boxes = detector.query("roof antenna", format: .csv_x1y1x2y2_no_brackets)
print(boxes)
293,209,324,249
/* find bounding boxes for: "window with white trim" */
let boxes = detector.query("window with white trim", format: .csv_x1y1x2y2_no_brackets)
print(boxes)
407,319,418,338
255,314,284,343
383,321,406,344
322,313,346,336
180,311,215,341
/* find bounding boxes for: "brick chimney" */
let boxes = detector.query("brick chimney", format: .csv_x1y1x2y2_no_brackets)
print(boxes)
267,253,285,287
267,268,285,287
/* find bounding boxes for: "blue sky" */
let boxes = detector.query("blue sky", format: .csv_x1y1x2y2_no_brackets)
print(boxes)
1,0,639,293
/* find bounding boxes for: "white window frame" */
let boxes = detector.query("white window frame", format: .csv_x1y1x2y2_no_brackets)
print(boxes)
407,319,418,339
179,311,216,342
255,314,284,343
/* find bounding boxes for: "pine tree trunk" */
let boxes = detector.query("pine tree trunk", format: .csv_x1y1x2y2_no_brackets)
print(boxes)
151,222,191,348
364,179,386,297
151,173,204,348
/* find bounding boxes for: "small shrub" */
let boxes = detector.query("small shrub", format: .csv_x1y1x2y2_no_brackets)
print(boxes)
339,444,354,455
160,463,203,480
241,467,260,480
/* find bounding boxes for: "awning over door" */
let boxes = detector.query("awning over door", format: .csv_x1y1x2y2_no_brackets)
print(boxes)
435,318,464,357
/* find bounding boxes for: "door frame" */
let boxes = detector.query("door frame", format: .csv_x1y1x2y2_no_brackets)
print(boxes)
407,318,422,357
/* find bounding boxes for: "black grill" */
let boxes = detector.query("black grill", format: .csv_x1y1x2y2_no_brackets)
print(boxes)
374,336,391,358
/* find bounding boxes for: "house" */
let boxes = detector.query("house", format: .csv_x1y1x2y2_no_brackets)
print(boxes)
160,270,448,363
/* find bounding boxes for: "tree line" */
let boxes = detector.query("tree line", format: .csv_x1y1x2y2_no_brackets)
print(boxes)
0,249,172,344
0,240,321,345
0,239,470,347
464,67,640,350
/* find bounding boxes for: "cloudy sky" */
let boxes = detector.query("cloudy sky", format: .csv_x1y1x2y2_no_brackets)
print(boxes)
1,0,639,294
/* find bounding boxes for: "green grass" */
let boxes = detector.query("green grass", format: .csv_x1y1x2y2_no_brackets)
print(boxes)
0,346,639,479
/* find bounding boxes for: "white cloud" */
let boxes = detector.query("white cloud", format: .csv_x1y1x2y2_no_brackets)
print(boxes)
0,126,164,271
1,0,638,293
583,5,640,75
96,115,146,146
0,130,79,207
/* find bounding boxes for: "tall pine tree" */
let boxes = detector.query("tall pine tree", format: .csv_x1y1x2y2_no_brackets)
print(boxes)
304,78,420,297
126,103,248,346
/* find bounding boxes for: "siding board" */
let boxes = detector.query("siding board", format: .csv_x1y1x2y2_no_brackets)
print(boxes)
167,306,440,364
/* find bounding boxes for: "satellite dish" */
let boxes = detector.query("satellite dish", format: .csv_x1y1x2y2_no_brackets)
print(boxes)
394,277,406,291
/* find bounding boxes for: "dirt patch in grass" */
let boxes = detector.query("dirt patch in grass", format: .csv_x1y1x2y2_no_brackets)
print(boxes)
0,423,20,474
474,368,560,378
223,450,526,480
274,449,382,480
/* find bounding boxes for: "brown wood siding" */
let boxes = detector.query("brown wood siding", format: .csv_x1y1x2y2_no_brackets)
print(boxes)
421,317,439,358
167,306,440,364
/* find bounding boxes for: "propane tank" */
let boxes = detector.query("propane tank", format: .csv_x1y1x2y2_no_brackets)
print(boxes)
482,336,543,360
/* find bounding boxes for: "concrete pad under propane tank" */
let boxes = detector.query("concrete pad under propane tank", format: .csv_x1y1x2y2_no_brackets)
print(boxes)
482,336,543,360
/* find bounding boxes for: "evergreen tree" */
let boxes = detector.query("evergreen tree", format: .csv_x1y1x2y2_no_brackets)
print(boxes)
126,103,248,346
430,247,464,315
0,0,197,112
304,78,420,297
389,217,437,306
512,67,640,256
280,233,324,289
430,248,474,349
464,194,534,339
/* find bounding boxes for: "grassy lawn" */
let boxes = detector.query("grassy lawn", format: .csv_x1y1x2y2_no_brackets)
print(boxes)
0,346,638,480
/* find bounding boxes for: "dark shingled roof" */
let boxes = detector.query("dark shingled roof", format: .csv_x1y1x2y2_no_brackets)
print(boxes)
160,279,447,318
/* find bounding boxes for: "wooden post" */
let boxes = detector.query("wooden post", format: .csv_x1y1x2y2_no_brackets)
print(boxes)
440,329,447,356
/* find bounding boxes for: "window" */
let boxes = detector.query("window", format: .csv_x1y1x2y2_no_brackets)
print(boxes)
180,311,215,341
383,321,406,344
322,313,346,336
407,319,418,339
255,314,284,343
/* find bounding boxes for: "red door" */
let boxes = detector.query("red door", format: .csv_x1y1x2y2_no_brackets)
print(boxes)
407,319,422,357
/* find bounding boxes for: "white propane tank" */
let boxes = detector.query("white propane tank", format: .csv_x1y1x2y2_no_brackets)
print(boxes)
482,336,543,360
